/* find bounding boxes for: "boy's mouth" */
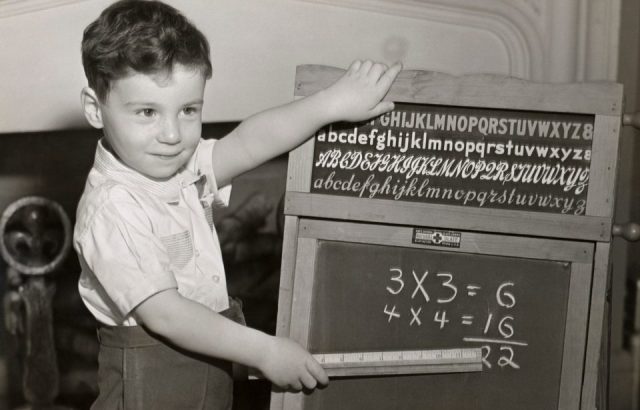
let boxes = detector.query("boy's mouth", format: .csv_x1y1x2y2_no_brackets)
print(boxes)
152,151,182,159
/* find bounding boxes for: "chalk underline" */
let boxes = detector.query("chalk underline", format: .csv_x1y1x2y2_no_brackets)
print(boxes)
463,337,529,346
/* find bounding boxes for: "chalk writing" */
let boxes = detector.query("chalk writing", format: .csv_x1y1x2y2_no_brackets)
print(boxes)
499,346,520,369
463,337,529,347
386,268,404,295
497,282,516,308
410,307,422,326
437,273,457,303
383,304,400,322
383,266,529,369
466,284,480,296
434,310,449,329
411,270,430,302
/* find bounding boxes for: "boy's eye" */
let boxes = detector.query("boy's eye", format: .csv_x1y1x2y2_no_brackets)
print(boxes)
183,106,199,116
137,108,156,117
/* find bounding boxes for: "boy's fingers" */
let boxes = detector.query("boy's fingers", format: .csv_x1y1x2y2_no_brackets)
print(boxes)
307,358,329,385
348,60,362,73
300,371,318,390
289,380,303,391
378,62,403,87
360,60,373,75
368,62,389,81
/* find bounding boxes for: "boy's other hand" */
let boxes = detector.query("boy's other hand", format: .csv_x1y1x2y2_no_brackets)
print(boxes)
259,336,329,391
324,60,402,123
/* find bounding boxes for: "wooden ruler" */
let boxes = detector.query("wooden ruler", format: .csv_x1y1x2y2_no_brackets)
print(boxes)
313,347,482,377
248,347,482,379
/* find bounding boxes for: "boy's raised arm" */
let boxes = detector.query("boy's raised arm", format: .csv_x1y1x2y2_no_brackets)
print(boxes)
212,60,402,187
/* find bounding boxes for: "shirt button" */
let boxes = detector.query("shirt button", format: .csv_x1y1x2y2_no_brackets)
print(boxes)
195,249,200,257
211,275,220,283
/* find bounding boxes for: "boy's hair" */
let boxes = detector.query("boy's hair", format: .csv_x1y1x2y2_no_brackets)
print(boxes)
82,0,212,102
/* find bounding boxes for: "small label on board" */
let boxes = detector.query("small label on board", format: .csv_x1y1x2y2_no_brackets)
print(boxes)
412,228,461,248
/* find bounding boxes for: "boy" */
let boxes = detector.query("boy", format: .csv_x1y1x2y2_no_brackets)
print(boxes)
74,0,401,408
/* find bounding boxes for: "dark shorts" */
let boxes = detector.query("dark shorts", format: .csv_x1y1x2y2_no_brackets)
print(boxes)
92,298,245,410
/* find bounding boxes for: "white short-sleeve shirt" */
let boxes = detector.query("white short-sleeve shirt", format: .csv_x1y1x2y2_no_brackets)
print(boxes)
74,138,231,326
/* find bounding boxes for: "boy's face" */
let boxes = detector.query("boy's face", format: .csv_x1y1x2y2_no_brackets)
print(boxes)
95,64,206,181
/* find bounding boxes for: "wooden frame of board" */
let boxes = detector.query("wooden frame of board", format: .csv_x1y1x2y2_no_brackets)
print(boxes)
271,66,624,410
273,219,593,410
285,67,622,242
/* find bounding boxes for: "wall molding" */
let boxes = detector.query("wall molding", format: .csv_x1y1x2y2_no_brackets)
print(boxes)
298,0,621,82
298,0,545,80
577,0,621,81
5,0,617,81
0,0,88,19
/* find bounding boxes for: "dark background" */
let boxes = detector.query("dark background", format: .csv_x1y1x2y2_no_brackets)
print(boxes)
0,122,284,409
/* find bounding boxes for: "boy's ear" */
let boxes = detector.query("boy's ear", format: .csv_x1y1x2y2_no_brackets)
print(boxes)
81,87,104,129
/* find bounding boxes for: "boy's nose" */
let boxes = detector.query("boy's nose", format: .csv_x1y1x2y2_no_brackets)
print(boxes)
158,118,182,144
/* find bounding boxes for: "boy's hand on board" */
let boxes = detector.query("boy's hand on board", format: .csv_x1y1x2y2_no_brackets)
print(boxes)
324,60,402,123
259,336,329,391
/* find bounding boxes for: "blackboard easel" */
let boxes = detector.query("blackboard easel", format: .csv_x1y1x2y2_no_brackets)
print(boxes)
271,66,625,410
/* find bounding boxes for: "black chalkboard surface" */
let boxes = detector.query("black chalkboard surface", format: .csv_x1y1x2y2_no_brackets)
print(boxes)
303,241,571,410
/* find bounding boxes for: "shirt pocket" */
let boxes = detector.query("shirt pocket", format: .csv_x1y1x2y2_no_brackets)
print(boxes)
159,231,193,270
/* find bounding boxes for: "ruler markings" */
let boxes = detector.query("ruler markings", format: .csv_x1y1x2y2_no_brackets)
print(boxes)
249,348,482,379
313,347,482,376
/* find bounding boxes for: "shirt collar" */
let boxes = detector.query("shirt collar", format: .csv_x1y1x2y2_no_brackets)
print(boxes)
93,139,203,203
